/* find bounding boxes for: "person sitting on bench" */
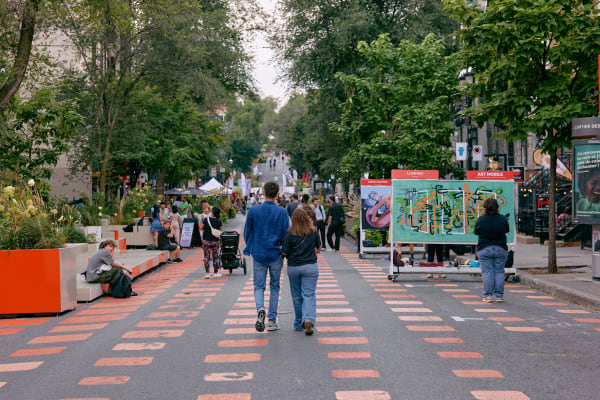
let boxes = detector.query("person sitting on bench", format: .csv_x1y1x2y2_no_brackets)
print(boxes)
85,239,137,296
158,220,183,263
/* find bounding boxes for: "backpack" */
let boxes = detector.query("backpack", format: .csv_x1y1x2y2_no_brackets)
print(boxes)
110,273,132,298
505,250,514,269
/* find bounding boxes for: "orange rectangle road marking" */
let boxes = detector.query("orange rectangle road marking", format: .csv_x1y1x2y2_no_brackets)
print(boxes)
29,333,93,344
509,289,536,293
147,311,199,318
474,309,507,313
574,318,600,323
218,339,268,347
453,295,480,298
122,330,184,338
407,325,455,332
76,306,139,315
443,289,469,292
332,369,380,378
317,326,363,332
525,295,554,299
471,390,531,400
60,397,110,400
317,308,354,313
10,346,66,357
60,314,130,324
49,323,108,333
196,394,251,400
316,289,343,293
453,369,504,378
95,357,153,366
556,310,590,314
204,353,261,363
317,301,350,305
317,294,346,299
374,288,407,292
504,327,543,332
538,302,568,306
228,310,258,316
317,316,358,322
489,317,524,322
0,318,51,327
424,337,464,343
318,337,368,345
0,328,24,335
391,308,432,313
224,318,256,325
0,361,44,372
78,376,130,385
385,300,423,305
438,351,483,359
328,352,371,359
335,391,391,400
112,343,166,351
136,320,192,328
398,316,442,321
224,328,265,335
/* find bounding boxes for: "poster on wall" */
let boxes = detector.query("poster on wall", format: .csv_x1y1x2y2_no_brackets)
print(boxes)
361,179,391,230
391,179,515,244
573,141,600,224
179,221,195,248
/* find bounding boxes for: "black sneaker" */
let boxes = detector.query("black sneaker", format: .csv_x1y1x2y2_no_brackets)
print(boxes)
130,291,138,297
174,258,183,262
255,309,266,332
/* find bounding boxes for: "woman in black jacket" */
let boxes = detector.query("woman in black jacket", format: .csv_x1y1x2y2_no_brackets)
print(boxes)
474,198,509,303
281,207,321,335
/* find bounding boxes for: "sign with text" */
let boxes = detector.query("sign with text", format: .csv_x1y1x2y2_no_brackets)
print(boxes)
572,117,600,138
391,170,439,180
391,179,515,244
509,166,525,183
466,171,515,180
179,221,195,248
573,141,600,223
361,179,392,230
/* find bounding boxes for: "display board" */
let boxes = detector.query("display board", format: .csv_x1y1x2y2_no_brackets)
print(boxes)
391,179,515,244
573,141,600,224
361,179,391,230
179,221,195,248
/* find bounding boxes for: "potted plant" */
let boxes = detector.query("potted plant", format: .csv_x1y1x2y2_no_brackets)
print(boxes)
0,181,85,314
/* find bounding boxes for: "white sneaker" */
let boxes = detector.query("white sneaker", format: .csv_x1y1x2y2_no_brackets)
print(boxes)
204,274,211,279
213,273,222,277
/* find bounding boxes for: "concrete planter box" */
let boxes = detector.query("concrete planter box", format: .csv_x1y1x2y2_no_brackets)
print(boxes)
345,212,359,240
0,243,87,314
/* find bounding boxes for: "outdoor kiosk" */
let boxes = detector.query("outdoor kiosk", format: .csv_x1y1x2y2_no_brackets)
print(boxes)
388,169,517,279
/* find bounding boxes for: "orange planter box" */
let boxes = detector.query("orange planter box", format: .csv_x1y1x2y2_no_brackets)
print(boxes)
0,244,85,314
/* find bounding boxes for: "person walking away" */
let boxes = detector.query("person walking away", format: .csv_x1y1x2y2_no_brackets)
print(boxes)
85,240,137,296
281,208,321,335
474,198,509,303
200,206,223,279
244,181,290,332
326,195,344,251
312,198,327,250
287,194,300,218
158,220,183,263
170,204,182,243
269,158,272,169
150,204,162,246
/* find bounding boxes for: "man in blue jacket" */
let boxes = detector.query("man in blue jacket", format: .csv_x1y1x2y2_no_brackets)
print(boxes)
244,181,290,332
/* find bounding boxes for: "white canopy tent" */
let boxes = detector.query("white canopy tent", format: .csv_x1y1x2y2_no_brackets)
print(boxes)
200,178,232,196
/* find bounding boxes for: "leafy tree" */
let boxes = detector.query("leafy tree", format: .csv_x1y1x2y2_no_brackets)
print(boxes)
0,0,39,113
272,0,458,177
334,34,462,180
444,0,600,273
0,88,83,182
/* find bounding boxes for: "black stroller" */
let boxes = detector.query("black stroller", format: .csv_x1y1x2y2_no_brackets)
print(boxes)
219,231,247,275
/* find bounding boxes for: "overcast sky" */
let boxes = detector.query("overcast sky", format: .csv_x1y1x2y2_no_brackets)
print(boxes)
247,0,288,104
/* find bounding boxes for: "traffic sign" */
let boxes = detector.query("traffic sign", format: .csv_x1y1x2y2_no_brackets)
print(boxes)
456,142,467,160
472,145,483,161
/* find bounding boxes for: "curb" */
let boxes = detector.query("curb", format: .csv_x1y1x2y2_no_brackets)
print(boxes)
518,271,600,311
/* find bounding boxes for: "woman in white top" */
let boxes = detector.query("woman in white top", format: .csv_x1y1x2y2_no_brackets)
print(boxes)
170,204,182,243
159,201,171,223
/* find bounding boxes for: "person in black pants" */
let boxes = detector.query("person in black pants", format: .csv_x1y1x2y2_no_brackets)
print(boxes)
312,198,327,250
426,243,446,279
326,195,344,251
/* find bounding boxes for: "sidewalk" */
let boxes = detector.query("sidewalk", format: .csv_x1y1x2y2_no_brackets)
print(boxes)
512,242,599,310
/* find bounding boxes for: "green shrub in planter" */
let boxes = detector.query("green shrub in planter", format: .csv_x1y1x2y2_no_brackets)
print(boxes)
62,226,89,243
364,230,384,247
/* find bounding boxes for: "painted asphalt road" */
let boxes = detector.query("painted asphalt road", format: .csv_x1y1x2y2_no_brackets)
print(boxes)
1,216,599,399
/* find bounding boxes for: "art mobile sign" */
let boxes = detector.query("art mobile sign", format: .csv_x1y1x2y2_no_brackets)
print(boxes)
361,179,392,230
391,178,515,244
573,142,600,223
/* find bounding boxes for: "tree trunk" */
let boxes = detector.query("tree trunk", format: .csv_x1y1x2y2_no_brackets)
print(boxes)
548,150,558,273
99,121,116,196
0,0,39,114
156,170,165,195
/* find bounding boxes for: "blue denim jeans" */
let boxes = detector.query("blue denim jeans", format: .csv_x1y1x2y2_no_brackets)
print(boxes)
287,263,319,330
253,256,283,322
477,245,508,298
